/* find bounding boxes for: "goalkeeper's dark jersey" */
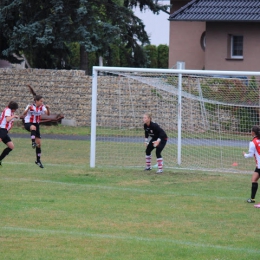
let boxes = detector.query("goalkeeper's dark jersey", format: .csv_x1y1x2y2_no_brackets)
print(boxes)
144,122,168,140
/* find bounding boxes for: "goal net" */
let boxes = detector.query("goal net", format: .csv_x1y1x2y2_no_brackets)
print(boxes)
90,66,260,173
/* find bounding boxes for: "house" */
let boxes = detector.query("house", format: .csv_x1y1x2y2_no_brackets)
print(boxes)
169,0,260,71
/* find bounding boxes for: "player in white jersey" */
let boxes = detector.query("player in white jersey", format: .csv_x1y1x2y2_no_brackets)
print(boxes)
0,101,19,166
23,85,50,168
243,125,260,203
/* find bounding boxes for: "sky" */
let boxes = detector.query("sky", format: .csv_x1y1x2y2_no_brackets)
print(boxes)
133,1,171,46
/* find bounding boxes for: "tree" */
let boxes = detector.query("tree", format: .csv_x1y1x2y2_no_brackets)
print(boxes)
67,42,80,69
144,45,157,68
0,0,170,70
157,44,169,68
124,0,170,14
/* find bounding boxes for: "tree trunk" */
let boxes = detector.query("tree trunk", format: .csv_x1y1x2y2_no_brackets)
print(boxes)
80,45,88,74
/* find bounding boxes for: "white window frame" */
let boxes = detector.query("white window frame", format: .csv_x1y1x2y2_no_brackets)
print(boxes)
231,35,243,59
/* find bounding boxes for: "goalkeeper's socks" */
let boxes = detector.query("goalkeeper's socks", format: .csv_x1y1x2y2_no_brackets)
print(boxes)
157,158,163,171
145,155,151,168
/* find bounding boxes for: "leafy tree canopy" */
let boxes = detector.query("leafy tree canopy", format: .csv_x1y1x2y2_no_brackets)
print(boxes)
124,0,170,13
0,0,169,68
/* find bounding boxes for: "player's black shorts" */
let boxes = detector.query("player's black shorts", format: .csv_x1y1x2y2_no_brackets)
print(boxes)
0,128,11,144
24,123,41,138
254,168,260,175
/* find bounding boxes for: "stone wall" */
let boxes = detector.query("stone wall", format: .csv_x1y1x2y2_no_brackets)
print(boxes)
0,69,92,126
0,68,219,131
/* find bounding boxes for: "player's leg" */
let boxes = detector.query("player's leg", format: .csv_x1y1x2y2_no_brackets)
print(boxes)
155,140,167,174
145,141,154,170
35,126,44,168
24,123,37,148
30,124,37,148
247,169,260,203
0,135,14,166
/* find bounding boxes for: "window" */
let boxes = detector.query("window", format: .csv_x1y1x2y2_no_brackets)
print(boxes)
231,35,243,59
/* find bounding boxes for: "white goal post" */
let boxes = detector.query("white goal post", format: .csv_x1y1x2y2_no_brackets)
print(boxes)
90,66,260,173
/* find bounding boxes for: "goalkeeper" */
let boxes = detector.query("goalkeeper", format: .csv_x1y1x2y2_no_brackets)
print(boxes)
143,113,168,173
243,125,260,203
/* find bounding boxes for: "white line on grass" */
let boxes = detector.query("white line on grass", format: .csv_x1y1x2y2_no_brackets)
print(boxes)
1,161,86,168
1,226,259,254
1,161,252,174
1,177,244,200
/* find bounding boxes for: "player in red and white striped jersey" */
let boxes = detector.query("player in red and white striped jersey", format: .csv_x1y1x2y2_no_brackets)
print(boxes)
23,104,47,124
243,125,260,204
23,85,50,168
0,101,19,166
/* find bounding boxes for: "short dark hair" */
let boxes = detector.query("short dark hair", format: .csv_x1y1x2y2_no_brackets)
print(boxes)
8,101,18,110
252,125,260,138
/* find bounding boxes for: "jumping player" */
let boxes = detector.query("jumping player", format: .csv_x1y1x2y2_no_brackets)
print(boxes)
143,113,168,173
23,85,50,168
243,125,260,203
0,101,19,166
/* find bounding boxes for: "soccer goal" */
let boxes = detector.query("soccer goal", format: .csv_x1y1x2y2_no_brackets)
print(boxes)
90,65,260,173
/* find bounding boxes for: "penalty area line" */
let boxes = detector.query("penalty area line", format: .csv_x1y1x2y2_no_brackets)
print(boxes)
1,226,259,254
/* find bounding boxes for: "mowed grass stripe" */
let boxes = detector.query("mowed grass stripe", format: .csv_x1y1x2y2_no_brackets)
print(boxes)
1,226,260,255
1,176,244,200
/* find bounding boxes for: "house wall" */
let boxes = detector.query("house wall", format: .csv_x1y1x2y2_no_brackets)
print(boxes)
169,1,205,69
169,21,205,69
205,22,260,71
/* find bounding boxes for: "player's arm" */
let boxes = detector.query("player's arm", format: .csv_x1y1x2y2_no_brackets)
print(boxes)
144,125,149,146
45,105,50,116
243,142,255,158
23,105,31,115
5,110,18,122
6,114,19,122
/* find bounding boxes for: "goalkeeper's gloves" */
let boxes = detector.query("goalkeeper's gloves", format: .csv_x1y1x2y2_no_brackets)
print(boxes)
144,138,149,147
152,138,161,147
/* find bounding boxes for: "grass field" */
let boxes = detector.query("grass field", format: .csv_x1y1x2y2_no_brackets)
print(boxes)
0,133,260,260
